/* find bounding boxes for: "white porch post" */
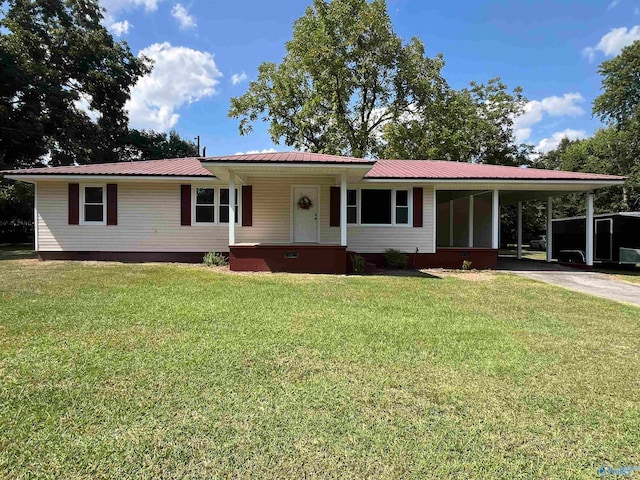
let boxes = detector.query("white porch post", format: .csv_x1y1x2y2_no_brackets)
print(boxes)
340,172,347,247
546,197,553,262
517,201,523,260
228,171,235,246
468,195,474,248
491,189,499,249
586,192,594,267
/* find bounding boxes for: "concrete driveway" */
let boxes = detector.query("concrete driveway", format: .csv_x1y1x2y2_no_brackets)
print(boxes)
497,258,640,307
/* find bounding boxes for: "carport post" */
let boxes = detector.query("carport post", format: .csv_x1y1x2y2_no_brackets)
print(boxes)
491,190,499,249
586,192,594,266
517,201,523,260
546,197,553,262
468,195,474,248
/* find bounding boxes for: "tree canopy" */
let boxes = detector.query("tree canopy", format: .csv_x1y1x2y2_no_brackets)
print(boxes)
593,40,640,128
381,78,530,165
122,130,199,161
229,0,450,158
536,40,640,215
0,0,150,169
229,0,528,163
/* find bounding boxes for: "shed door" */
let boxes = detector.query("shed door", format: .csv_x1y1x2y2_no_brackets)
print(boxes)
595,218,613,261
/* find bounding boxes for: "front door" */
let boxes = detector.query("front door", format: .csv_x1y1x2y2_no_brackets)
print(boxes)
292,186,319,243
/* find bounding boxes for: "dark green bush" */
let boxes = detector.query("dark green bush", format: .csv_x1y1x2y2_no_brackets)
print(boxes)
350,254,366,274
384,249,408,269
203,251,228,267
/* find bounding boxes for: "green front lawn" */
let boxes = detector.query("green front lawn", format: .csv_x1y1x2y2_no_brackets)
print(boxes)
1,258,639,479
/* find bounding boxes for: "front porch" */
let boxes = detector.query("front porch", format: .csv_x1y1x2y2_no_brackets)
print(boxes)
230,243,348,274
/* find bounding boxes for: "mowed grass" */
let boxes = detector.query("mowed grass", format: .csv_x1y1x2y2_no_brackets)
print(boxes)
0,258,639,479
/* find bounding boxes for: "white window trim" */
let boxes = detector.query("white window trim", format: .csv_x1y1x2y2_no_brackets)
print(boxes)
219,187,240,225
191,185,242,226
347,189,358,225
351,187,414,227
192,186,216,226
80,184,106,225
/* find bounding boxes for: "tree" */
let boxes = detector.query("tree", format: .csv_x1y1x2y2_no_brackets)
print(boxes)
381,78,531,165
228,0,448,158
593,40,640,128
122,130,199,161
0,0,150,169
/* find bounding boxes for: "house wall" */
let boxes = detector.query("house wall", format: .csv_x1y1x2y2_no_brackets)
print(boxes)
36,181,227,253
36,178,436,255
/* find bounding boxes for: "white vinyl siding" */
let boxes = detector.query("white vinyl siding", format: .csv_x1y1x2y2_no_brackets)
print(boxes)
37,181,229,252
345,184,435,254
237,178,434,253
36,179,436,254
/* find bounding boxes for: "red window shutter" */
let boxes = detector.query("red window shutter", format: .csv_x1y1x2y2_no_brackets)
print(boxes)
242,185,253,226
330,186,340,227
180,184,191,226
106,184,118,225
68,183,79,225
413,187,423,228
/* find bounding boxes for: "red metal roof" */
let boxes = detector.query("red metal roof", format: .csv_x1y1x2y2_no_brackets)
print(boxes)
0,152,625,182
367,159,625,181
2,157,212,177
202,151,375,164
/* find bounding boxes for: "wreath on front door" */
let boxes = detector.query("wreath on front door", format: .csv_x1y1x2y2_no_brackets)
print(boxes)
297,195,313,210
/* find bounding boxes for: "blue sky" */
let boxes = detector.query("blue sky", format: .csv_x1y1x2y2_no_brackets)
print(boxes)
99,0,640,157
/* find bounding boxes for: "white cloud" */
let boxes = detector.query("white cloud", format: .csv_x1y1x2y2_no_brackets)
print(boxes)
582,25,640,61
108,19,131,36
171,3,196,30
608,0,620,10
513,93,585,143
126,42,222,131
74,93,102,123
230,72,248,85
535,129,587,153
234,148,277,155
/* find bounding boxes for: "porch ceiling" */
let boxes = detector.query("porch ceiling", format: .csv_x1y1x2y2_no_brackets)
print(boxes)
203,164,370,183
437,186,616,205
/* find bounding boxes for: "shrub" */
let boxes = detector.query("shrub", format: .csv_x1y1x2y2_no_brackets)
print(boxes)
350,254,366,274
462,260,473,270
203,251,228,267
384,249,408,269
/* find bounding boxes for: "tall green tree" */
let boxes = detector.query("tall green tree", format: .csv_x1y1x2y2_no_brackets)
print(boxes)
381,78,531,165
228,0,448,158
593,40,640,128
122,130,199,161
0,0,150,169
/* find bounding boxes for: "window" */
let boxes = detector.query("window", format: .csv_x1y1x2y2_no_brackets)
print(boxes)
83,186,105,224
347,189,358,224
395,190,409,224
195,187,215,223
219,188,238,223
361,189,392,224
354,188,411,226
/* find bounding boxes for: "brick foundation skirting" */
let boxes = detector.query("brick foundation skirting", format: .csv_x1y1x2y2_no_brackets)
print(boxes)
37,247,498,271
38,251,210,263
230,245,347,274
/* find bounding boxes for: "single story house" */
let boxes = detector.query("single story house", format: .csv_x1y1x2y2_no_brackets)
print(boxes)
2,151,625,273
